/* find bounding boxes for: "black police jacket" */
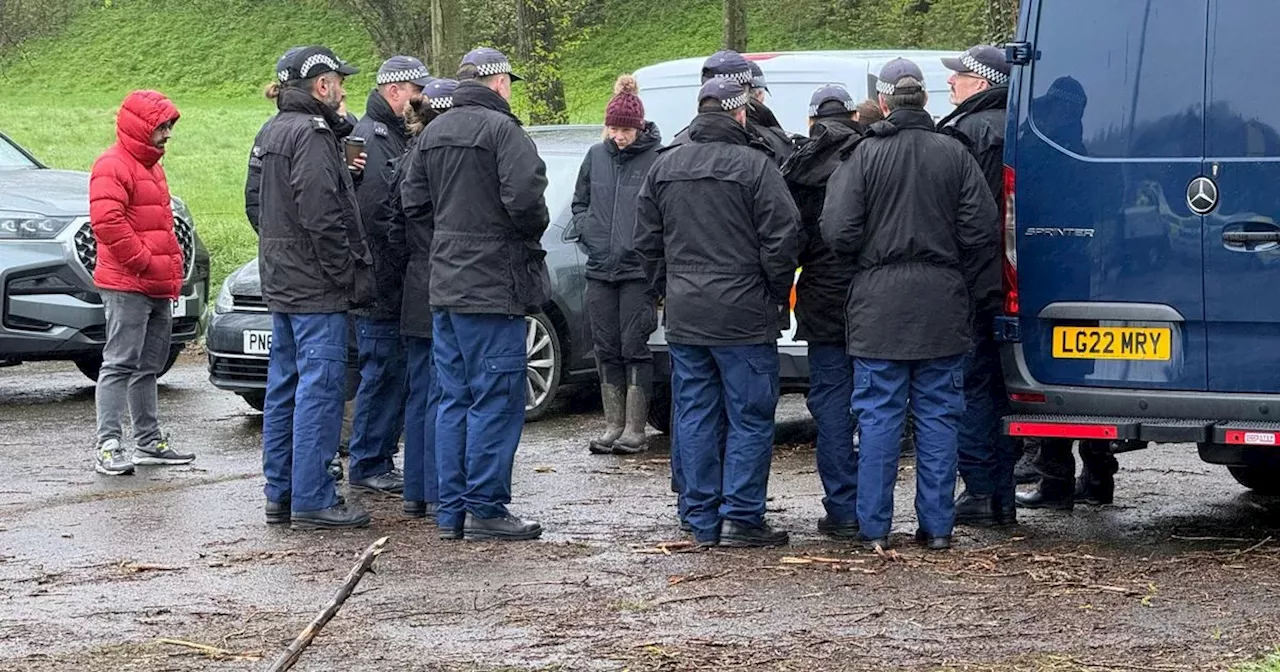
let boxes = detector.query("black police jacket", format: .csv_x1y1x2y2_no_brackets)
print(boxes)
636,112,800,346
352,90,412,322
820,107,999,360
400,80,551,316
938,85,1008,317
246,110,356,234
782,117,864,344
256,87,374,314
571,122,663,283
385,148,433,339
747,100,797,165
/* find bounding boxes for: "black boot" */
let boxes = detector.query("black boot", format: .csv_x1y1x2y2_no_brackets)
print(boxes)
1016,478,1075,511
954,490,998,527
914,529,952,550
291,501,372,530
1014,446,1040,485
463,512,544,541
590,368,626,454
817,515,860,540
613,364,651,455
720,520,790,548
1077,441,1117,505
403,501,439,519
265,498,290,526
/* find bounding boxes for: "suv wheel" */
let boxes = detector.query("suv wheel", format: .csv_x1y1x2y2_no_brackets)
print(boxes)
1228,465,1280,495
647,381,672,433
239,391,267,412
74,346,182,382
524,313,561,422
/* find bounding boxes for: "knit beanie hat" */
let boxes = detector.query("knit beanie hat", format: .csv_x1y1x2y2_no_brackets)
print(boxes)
604,74,645,130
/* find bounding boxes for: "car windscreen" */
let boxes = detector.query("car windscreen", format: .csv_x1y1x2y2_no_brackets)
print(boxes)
0,136,38,169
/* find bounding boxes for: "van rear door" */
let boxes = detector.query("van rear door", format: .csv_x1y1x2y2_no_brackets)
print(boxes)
1203,1,1280,394
1014,0,1209,391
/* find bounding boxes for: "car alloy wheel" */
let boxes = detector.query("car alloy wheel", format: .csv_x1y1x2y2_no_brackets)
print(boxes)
525,313,559,417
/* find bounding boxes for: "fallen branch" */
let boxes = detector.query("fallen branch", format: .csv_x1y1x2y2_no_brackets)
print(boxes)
650,593,728,608
1228,535,1272,561
264,536,388,672
120,561,186,573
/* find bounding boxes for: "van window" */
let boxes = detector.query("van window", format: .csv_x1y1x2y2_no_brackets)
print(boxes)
1206,3,1280,157
1031,0,1206,159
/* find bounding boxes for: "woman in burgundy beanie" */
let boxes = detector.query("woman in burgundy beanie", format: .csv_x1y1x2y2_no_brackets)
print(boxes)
571,74,664,455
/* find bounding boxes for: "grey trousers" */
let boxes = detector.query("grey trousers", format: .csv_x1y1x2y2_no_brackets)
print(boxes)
95,289,172,446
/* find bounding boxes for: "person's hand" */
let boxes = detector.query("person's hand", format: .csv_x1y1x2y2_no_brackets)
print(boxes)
349,151,367,174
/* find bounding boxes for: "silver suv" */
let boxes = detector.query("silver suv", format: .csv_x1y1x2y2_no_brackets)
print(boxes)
0,131,210,380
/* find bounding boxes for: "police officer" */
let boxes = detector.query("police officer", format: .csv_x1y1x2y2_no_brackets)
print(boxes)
782,84,864,540
400,48,550,542
820,59,999,551
744,60,796,163
388,78,458,520
673,51,793,165
257,46,373,530
345,56,435,496
937,44,1018,527
573,74,663,456
636,79,800,548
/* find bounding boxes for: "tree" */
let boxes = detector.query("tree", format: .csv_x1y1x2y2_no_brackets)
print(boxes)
431,0,466,77
722,0,747,51
336,0,433,60
984,0,1018,43
514,0,588,124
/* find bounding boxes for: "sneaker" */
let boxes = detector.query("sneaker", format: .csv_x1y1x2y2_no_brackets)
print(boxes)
95,439,135,476
132,435,195,466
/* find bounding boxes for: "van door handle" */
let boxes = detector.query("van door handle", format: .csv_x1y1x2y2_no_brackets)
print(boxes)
1223,230,1280,244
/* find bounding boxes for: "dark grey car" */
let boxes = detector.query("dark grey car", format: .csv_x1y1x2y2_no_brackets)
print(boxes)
206,126,599,419
0,131,211,380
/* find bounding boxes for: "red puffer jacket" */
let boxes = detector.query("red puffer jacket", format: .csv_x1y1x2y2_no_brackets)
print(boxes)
89,90,183,300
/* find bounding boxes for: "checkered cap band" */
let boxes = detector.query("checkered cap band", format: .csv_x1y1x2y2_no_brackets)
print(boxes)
712,70,753,85
961,52,1009,85
1049,87,1086,107
474,60,513,77
720,92,749,111
428,96,454,110
808,98,856,117
875,79,897,95
377,67,429,85
277,69,290,82
299,53,341,78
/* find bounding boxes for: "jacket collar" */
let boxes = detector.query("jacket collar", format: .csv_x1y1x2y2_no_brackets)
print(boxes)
452,80,522,124
277,86,347,132
937,84,1008,129
607,122,662,157
811,116,864,137
116,90,179,168
687,112,752,146
875,107,938,134
783,118,863,186
747,100,783,130
364,89,408,138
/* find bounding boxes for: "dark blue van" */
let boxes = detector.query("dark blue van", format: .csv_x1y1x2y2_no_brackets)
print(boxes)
1000,0,1280,493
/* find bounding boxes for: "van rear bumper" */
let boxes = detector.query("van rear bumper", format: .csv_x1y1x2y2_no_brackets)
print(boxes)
1000,343,1280,441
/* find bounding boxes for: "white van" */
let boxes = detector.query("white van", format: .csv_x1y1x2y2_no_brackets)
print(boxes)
637,50,958,430
634,50,958,137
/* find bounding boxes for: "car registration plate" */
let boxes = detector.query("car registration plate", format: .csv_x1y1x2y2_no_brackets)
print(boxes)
171,299,185,318
243,330,272,355
1052,327,1171,361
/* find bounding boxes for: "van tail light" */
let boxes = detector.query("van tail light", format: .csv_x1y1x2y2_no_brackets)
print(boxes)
1002,165,1019,316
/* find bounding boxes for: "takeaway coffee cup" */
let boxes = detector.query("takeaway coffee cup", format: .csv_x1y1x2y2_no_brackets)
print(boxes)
344,137,366,168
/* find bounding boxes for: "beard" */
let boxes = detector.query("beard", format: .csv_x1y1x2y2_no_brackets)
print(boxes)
322,88,343,111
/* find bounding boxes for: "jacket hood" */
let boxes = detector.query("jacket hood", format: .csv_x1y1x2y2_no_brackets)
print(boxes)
688,112,753,147
783,119,862,188
608,121,662,158
452,80,521,124
364,88,408,137
116,90,179,167
747,99,783,130
937,84,1008,130
276,86,348,132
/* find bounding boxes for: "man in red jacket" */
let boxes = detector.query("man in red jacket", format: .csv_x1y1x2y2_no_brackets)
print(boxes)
89,90,196,476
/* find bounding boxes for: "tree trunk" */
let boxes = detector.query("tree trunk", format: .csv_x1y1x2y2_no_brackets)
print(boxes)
430,0,465,78
722,0,747,52
514,0,568,125
985,0,1019,43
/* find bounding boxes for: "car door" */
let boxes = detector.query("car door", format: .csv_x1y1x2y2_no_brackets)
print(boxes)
1014,0,1209,391
1202,0,1280,393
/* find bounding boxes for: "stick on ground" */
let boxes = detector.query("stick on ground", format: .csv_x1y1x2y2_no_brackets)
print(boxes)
265,536,389,672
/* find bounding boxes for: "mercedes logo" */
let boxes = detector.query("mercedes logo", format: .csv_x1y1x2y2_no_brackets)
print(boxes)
1187,177,1219,215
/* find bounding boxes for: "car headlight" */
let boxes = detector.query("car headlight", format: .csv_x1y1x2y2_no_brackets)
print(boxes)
0,211,75,240
214,279,234,314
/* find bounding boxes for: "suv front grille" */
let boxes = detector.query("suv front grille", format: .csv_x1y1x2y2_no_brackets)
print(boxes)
74,217,196,281
211,355,269,383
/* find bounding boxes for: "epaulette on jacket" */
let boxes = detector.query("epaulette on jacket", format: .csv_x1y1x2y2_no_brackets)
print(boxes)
310,116,330,132
373,122,388,138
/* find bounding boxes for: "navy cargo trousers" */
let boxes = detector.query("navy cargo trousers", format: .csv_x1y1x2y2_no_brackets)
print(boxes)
669,343,780,544
852,355,966,541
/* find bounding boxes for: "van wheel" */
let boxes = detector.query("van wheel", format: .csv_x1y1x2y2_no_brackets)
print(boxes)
1227,466,1280,495
648,382,672,433
524,313,561,422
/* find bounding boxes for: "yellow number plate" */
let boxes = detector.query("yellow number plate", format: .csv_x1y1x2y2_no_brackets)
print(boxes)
1052,327,1172,361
